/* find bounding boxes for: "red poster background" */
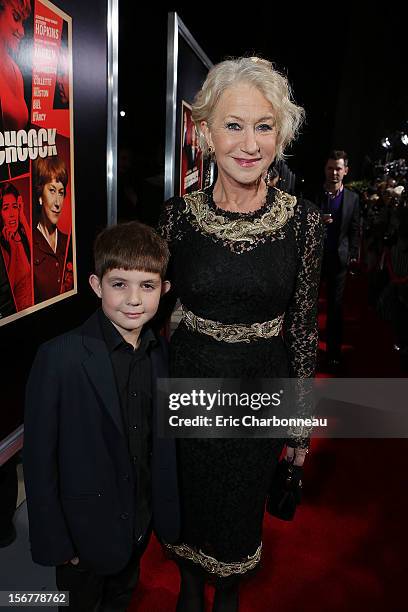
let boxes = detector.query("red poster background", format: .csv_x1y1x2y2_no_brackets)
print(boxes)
0,0,75,326
180,100,203,196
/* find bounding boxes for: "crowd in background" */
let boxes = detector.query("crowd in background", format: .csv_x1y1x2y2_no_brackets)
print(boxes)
352,158,408,371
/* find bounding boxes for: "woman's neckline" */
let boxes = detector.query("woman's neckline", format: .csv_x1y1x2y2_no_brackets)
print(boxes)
203,184,277,218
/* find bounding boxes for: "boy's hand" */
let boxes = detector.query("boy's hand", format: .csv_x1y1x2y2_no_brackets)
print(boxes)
64,556,80,565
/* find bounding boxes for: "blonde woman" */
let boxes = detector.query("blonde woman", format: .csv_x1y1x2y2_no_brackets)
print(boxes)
159,57,323,611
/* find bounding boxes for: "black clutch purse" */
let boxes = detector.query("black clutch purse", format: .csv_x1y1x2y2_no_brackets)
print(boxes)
266,459,303,521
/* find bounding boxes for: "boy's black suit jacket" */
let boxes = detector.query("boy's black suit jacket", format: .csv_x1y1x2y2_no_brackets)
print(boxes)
23,310,180,575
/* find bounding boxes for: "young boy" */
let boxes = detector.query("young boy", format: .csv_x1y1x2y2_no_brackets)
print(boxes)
24,221,179,610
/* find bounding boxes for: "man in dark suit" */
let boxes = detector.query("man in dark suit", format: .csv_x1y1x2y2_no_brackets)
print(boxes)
24,221,179,611
316,150,360,366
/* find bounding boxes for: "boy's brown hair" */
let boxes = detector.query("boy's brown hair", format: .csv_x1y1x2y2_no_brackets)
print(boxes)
93,221,170,280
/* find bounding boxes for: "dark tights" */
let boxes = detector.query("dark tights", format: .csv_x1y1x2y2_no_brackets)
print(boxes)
176,565,240,612
176,565,205,612
213,578,240,612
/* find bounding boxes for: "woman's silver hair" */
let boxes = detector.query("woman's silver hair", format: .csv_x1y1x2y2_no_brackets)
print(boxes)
192,56,305,161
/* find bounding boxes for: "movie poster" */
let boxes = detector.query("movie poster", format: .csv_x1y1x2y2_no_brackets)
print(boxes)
0,0,75,327
179,100,203,196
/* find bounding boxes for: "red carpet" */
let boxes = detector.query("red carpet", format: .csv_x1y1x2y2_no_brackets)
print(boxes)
130,273,408,611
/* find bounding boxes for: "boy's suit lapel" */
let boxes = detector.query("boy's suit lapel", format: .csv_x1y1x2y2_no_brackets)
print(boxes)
80,311,124,438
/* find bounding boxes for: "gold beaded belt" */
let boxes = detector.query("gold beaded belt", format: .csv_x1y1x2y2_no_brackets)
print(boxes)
181,305,284,343
164,541,262,577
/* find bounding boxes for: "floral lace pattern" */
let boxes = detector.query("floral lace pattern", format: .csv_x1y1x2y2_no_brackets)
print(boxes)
179,188,296,253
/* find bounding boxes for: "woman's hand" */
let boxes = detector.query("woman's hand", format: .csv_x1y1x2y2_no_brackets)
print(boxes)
285,446,308,466
18,196,31,245
2,225,14,243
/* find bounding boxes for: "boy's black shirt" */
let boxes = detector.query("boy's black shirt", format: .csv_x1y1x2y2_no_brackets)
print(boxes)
98,309,157,541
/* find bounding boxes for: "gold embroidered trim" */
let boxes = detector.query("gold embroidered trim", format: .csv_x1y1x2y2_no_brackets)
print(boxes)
181,306,284,343
164,542,262,577
183,188,297,243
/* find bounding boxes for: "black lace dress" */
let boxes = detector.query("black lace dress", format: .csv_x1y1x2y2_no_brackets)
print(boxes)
158,186,323,579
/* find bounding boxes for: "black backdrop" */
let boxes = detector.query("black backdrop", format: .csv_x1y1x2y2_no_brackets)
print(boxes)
119,7,408,200
0,0,109,446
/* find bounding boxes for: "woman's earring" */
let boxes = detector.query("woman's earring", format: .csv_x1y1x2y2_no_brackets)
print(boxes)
39,197,43,206
265,164,278,188
204,146,215,188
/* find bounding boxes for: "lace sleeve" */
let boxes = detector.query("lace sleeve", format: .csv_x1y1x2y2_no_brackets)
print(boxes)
283,199,324,447
284,199,323,376
157,196,185,246
156,197,185,325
